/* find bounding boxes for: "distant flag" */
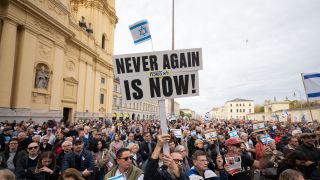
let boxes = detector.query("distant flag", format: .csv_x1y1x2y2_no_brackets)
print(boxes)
204,112,209,122
129,20,151,44
302,73,320,102
282,111,289,118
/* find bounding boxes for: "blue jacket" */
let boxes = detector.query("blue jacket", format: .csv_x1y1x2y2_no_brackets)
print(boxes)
61,149,94,178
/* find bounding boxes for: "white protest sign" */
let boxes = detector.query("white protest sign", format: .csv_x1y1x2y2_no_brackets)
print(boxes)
171,129,182,138
204,131,217,141
113,48,202,102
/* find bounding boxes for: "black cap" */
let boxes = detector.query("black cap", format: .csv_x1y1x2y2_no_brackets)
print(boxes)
73,137,83,144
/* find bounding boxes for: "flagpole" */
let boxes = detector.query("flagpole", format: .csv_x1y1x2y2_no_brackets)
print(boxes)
170,0,175,118
301,73,315,122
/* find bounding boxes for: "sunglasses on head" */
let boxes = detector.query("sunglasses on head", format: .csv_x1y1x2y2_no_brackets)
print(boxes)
119,156,133,161
28,146,39,150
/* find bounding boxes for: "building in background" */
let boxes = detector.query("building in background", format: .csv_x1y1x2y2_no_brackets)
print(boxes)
180,108,200,120
247,98,320,122
165,99,180,119
224,98,254,120
209,98,254,120
0,0,117,123
112,78,159,120
209,106,225,120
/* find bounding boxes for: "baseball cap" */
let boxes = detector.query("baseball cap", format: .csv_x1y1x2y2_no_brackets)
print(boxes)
73,137,83,144
225,137,242,146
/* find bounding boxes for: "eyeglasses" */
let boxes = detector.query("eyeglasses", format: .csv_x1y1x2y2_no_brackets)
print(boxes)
119,156,133,161
173,159,183,164
28,146,39,150
9,142,18,145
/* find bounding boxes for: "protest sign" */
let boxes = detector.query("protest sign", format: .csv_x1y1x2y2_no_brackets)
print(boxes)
204,130,217,141
260,135,273,145
225,153,242,175
171,129,182,138
228,130,239,138
107,174,125,180
253,122,266,133
113,48,202,102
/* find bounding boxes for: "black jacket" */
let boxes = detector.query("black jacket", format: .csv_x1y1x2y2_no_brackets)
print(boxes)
39,143,53,152
139,141,156,161
144,157,189,180
297,144,320,162
61,149,95,180
0,150,18,169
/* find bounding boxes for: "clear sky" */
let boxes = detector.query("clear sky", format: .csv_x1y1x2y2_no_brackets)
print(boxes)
114,0,320,115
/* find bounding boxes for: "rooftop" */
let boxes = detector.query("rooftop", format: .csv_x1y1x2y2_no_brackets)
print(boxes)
226,98,253,102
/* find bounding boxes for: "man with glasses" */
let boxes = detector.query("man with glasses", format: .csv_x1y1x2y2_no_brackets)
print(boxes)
175,145,193,173
16,142,40,180
104,147,144,180
41,128,56,145
189,150,226,180
62,138,95,180
39,135,52,152
56,140,73,172
0,138,19,171
145,134,189,180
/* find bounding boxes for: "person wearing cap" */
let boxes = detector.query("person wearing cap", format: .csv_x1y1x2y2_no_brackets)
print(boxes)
296,133,320,162
224,137,271,180
61,138,95,180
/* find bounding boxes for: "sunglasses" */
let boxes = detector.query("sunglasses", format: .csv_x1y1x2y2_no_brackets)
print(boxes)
28,146,39,150
173,159,183,164
119,156,133,161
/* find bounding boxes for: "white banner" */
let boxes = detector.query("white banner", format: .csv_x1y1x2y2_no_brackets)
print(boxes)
113,48,202,102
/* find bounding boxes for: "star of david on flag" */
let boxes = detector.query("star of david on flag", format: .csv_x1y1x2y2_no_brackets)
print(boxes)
129,20,151,44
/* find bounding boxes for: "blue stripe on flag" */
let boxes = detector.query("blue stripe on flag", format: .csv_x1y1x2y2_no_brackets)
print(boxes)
307,92,320,98
304,74,320,79
129,21,148,30
134,35,151,44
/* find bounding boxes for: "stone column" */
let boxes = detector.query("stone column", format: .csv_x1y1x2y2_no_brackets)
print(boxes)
0,19,17,108
11,28,37,109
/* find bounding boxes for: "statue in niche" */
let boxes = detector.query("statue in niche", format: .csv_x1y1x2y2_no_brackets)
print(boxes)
35,65,49,89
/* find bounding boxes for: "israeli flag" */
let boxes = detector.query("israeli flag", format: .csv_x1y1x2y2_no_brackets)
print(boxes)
302,73,320,102
282,111,289,118
204,112,209,122
129,20,151,44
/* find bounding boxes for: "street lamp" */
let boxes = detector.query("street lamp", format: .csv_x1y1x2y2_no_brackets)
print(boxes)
293,90,303,121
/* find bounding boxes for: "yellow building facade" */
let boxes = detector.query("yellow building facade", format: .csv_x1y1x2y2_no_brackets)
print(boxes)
0,0,117,123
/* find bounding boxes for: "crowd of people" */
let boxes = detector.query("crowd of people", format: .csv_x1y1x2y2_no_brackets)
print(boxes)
0,117,320,180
